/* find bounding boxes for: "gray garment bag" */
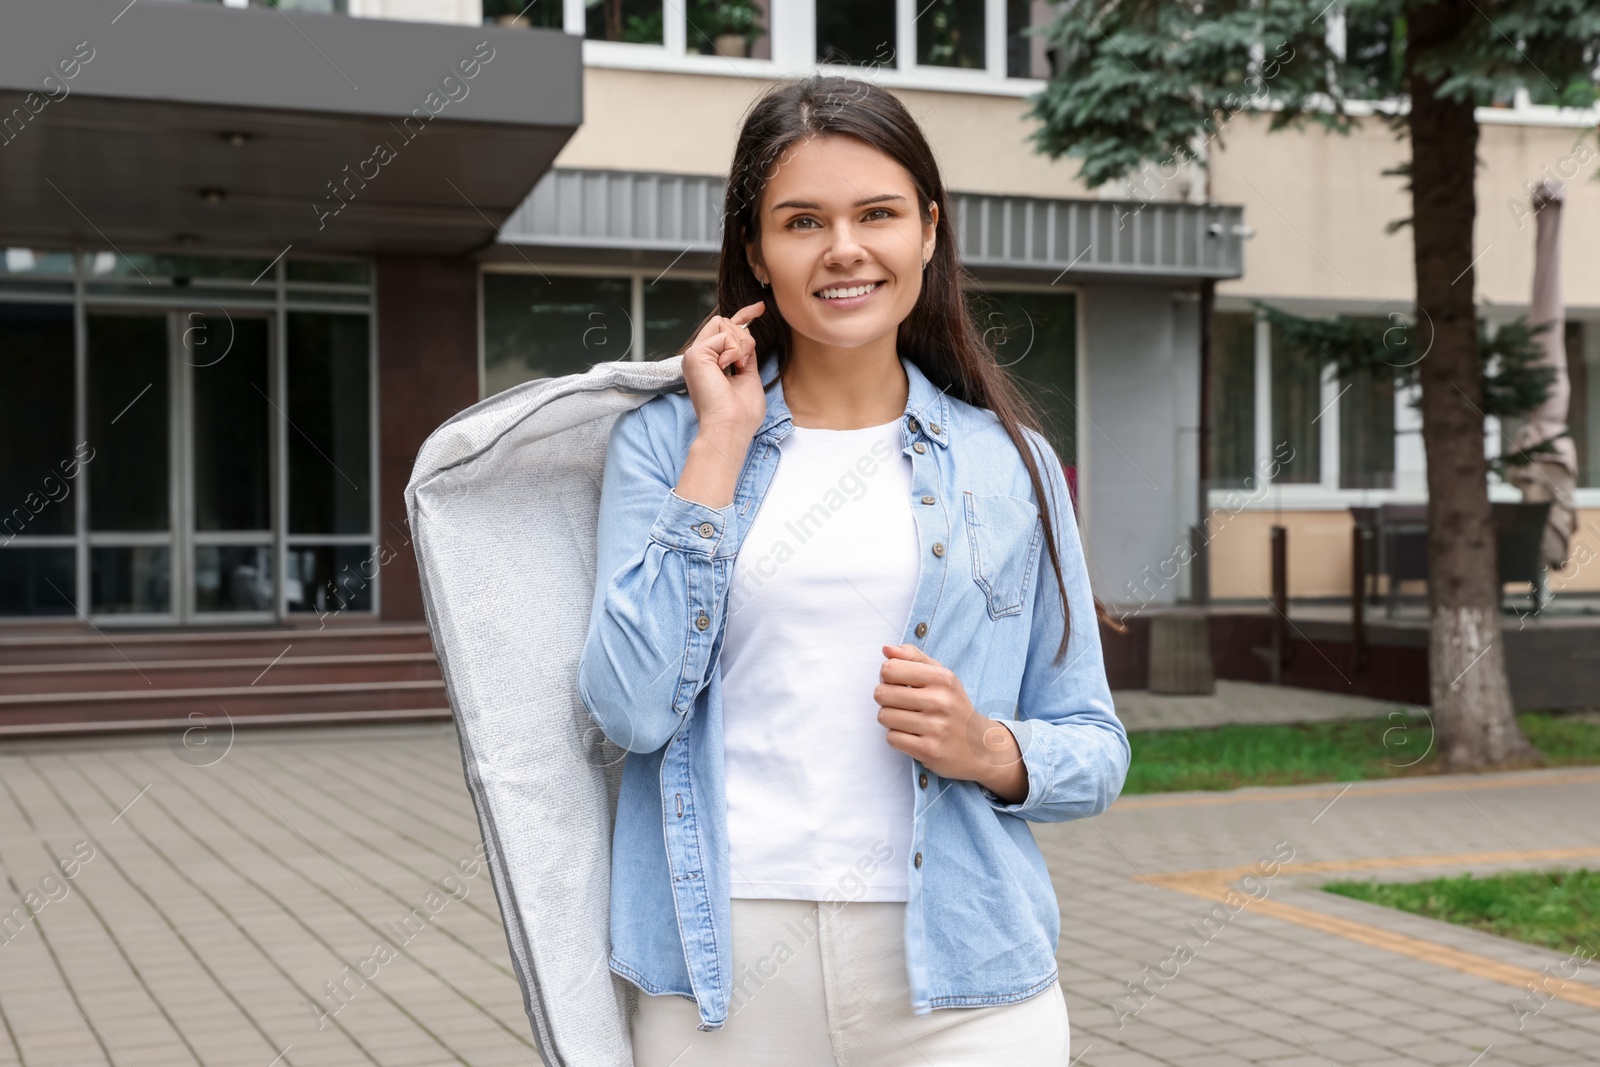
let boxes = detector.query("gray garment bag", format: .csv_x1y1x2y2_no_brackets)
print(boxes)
405,356,693,1067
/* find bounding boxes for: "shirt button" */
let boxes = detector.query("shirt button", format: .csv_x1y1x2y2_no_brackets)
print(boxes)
696,613,710,630
913,441,927,454
931,542,944,557
921,495,935,505
907,416,920,433
914,622,928,638
929,423,941,435
914,852,923,868
918,772,928,789
696,522,714,538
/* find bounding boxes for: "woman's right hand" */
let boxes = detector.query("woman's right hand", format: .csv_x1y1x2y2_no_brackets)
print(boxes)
681,301,767,447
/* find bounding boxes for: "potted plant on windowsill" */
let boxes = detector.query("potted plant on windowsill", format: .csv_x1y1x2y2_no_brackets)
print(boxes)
689,0,766,58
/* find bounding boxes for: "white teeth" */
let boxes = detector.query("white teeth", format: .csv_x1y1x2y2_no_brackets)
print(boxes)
818,282,879,300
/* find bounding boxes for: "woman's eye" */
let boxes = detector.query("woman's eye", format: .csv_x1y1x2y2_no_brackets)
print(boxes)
787,209,895,229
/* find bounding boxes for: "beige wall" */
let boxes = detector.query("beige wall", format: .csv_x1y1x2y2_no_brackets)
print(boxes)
554,68,1101,198
1211,111,1600,311
1207,507,1600,600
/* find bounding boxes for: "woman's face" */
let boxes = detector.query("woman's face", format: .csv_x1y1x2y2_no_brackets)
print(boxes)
745,134,936,352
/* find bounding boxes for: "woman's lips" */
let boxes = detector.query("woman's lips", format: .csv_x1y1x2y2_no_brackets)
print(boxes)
814,280,886,309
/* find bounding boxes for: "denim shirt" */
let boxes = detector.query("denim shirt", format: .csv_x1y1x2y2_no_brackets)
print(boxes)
577,350,1129,1032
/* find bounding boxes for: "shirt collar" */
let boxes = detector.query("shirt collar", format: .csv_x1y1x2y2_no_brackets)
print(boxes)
754,350,952,448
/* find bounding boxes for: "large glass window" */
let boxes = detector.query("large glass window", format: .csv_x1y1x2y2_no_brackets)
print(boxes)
0,304,75,539
977,289,1078,467
644,278,718,360
1,250,376,621
287,312,371,535
0,299,77,616
1208,311,1256,489
88,313,169,533
483,273,634,395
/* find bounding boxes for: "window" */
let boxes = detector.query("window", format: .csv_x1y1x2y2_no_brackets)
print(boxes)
644,278,718,360
1570,320,1598,489
1268,317,1323,484
1208,311,1256,489
587,0,665,44
976,288,1078,467
1007,0,1060,79
687,0,770,57
816,0,895,66
917,0,985,69
483,0,564,28
483,274,634,395
1339,363,1395,490
0,249,377,621
0,302,76,616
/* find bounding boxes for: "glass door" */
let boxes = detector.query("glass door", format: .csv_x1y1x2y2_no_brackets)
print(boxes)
85,308,278,624
86,311,175,621
182,311,275,621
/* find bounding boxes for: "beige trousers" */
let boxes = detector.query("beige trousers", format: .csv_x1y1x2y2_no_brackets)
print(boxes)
630,897,1071,1066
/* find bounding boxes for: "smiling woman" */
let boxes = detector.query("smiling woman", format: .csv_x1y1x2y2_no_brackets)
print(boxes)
573,72,1130,1065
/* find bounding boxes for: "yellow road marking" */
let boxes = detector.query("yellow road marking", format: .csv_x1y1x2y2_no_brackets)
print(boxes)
1112,767,1600,811
1137,848,1600,1014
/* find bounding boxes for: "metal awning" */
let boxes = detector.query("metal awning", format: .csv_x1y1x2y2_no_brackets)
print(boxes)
0,1,582,256
485,168,1247,284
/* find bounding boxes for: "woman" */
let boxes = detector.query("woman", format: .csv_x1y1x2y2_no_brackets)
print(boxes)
576,73,1129,1066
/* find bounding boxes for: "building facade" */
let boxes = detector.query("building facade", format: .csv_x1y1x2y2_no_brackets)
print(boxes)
4,0,1594,706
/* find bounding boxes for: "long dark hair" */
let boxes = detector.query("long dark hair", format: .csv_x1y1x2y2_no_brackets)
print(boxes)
690,72,1119,663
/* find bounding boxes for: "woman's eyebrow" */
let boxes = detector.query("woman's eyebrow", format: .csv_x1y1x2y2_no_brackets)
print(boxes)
769,193,907,212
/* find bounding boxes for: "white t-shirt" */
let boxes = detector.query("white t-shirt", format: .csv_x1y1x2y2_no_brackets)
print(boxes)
719,416,921,902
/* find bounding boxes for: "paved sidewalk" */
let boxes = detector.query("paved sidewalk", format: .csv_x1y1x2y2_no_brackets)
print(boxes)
1115,680,1422,732
1,725,1596,1066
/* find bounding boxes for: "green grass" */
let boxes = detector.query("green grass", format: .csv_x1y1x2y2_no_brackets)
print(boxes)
1321,869,1600,955
1120,710,1600,795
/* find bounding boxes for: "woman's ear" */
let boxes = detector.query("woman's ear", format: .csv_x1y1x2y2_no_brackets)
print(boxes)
923,200,938,263
744,240,766,286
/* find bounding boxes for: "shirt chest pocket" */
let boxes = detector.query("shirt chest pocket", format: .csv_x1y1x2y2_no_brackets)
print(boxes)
962,491,1045,619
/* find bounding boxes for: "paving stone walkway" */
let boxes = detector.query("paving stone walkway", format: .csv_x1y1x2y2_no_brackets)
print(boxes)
1115,680,1423,732
1,723,1596,1067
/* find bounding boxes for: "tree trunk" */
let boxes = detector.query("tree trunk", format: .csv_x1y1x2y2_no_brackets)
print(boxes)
1406,1,1539,771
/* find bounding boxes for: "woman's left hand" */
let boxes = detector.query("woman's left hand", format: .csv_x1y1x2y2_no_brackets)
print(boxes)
875,643,1028,804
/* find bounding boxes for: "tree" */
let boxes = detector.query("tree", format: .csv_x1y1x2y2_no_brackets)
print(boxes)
1024,1,1600,770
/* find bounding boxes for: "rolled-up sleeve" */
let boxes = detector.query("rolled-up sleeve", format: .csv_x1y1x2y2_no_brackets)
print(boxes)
978,430,1130,822
576,402,742,754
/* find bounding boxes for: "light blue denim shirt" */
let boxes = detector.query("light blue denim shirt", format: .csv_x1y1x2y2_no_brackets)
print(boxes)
577,350,1129,1032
